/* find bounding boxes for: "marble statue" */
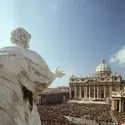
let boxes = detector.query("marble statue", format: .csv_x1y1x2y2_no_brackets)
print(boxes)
0,27,65,125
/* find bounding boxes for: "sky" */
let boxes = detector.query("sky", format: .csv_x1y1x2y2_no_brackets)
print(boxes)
1,0,125,87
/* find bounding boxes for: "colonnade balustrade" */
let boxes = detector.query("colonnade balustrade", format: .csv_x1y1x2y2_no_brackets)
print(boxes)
111,99,125,112
111,91,125,112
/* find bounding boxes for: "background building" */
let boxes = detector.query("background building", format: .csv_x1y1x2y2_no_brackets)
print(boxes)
37,86,69,105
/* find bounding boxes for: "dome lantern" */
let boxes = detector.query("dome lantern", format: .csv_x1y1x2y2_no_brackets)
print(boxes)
101,59,106,64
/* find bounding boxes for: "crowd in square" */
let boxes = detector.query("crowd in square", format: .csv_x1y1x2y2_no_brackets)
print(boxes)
38,103,114,125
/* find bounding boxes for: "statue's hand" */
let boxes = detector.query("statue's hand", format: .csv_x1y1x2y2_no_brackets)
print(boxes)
53,66,66,78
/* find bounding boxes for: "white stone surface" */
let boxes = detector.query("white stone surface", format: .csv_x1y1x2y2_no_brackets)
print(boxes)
0,27,65,125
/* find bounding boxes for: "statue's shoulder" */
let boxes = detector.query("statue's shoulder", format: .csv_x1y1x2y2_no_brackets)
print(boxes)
0,46,26,55
0,46,20,54
0,46,43,61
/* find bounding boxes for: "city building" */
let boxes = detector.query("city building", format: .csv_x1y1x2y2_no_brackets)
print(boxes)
69,59,125,112
36,86,69,105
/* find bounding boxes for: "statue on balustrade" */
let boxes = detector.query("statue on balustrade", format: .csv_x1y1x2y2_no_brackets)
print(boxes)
0,27,65,125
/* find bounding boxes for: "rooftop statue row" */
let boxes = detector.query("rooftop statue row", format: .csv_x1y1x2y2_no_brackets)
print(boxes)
70,72,121,78
0,27,65,125
112,90,125,97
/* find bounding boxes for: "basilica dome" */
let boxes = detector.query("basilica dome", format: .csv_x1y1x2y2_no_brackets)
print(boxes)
96,59,111,74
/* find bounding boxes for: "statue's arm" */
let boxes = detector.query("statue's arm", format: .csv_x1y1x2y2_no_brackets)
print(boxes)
52,66,66,80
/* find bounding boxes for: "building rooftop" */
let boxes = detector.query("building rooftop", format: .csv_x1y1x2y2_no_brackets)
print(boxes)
41,87,69,94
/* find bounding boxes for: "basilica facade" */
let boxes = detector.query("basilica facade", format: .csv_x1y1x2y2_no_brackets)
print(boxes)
69,59,125,100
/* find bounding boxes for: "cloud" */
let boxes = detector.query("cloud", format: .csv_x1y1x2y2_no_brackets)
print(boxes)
109,46,125,67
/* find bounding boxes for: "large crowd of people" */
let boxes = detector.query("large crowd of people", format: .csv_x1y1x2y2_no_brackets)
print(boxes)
38,102,113,125
113,111,125,125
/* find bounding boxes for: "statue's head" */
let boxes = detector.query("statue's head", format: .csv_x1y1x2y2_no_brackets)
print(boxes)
10,27,31,48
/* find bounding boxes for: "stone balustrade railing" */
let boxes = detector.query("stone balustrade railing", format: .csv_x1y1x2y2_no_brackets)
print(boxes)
112,91,125,97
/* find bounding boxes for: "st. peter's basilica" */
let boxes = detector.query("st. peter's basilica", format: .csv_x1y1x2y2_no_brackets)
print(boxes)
69,59,125,112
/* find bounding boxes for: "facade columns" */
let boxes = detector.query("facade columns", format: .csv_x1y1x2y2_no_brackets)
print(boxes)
111,99,115,111
97,86,99,98
36,99,39,105
84,86,87,98
84,87,86,98
79,86,82,98
114,100,117,110
74,86,77,99
89,86,91,98
38,98,41,105
94,86,95,98
122,100,124,112
110,86,112,99
111,99,125,112
63,96,66,102
39,98,41,105
119,100,121,112
69,89,72,99
104,86,106,98
86,86,88,98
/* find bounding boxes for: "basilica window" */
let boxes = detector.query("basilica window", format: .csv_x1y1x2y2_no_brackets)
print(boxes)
114,77,117,81
82,78,84,81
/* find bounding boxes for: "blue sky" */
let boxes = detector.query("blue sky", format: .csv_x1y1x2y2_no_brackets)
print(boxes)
1,0,125,87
